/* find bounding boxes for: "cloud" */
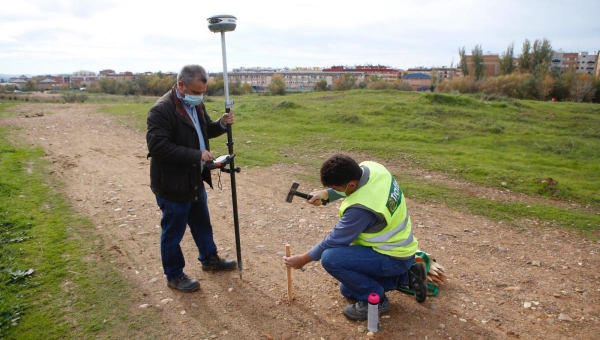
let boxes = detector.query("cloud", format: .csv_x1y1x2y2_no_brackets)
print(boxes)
1,0,599,75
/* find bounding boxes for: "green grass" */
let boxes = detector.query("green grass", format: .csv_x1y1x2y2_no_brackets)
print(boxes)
211,91,599,204
397,175,600,232
0,103,160,338
11,90,600,233
97,90,600,233
97,90,600,222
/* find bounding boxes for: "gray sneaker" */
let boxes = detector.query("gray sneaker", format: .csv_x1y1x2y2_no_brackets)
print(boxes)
167,274,200,292
342,296,390,320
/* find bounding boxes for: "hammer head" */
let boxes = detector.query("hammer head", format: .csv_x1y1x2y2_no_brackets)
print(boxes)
286,181,300,203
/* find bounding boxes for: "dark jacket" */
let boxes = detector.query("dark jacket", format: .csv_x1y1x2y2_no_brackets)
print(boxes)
147,86,227,202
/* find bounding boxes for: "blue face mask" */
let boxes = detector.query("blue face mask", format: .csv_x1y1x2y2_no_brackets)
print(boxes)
183,94,203,107
332,183,350,197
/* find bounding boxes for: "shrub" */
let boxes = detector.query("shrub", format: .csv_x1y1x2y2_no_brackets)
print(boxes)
313,80,328,92
268,74,286,96
61,93,88,103
436,77,479,94
392,81,414,91
367,81,390,90
480,74,528,98
570,74,597,102
550,73,572,101
332,74,357,91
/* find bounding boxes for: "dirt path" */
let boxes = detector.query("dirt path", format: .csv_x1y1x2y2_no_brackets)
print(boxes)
2,104,599,340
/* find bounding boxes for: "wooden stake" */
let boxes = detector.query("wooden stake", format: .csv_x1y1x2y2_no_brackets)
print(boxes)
286,244,293,302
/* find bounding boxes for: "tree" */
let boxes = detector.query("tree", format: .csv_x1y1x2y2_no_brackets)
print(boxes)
367,74,382,83
98,78,119,94
332,73,356,91
207,74,224,96
313,80,328,92
135,74,151,95
228,79,243,96
535,73,555,100
458,47,469,76
471,44,484,80
119,79,139,96
268,74,286,95
392,81,413,91
549,67,570,101
146,75,175,96
593,77,600,103
499,43,515,75
571,74,596,102
531,38,553,75
24,79,38,92
519,39,532,73
240,83,254,94
429,69,439,91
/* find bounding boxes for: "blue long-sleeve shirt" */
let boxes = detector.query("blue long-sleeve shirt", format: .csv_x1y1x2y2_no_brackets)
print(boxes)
307,188,379,261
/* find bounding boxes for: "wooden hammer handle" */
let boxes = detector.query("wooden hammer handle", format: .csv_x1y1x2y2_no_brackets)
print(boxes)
286,244,292,302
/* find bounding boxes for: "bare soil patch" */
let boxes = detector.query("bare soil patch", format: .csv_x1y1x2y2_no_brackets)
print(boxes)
2,104,599,340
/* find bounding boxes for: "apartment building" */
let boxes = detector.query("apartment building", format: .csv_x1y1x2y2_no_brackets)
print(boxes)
551,51,579,74
223,67,276,91
99,69,116,76
102,71,135,81
73,70,96,77
406,66,456,79
224,66,369,92
8,76,28,86
323,65,400,82
574,51,597,75
34,75,65,90
597,52,600,77
464,54,500,78
281,67,333,91
402,73,431,91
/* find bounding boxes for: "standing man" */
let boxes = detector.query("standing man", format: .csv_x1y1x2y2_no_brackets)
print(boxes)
147,65,237,293
284,154,427,320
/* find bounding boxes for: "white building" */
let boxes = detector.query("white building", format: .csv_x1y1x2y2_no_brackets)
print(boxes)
576,52,597,75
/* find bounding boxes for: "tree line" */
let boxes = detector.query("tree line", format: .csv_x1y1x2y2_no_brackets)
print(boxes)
454,38,599,102
89,73,255,96
8,73,256,97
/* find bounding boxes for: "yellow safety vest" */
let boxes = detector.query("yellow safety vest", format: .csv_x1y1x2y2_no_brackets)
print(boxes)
340,161,418,258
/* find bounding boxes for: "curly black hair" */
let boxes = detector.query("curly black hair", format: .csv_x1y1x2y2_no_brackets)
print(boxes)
320,154,362,187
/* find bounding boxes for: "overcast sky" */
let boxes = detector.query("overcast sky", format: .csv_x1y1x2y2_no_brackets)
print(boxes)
1,0,599,76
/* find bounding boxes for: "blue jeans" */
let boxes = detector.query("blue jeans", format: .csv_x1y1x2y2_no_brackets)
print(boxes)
321,246,414,302
156,186,217,281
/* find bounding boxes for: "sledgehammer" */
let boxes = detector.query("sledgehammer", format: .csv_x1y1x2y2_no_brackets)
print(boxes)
286,181,328,206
